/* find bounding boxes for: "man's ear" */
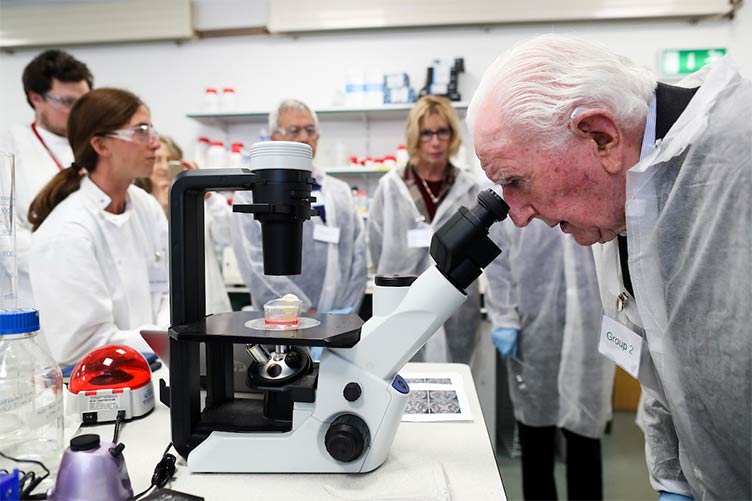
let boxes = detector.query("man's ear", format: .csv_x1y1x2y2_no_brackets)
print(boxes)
28,92,44,108
569,108,622,174
90,136,111,158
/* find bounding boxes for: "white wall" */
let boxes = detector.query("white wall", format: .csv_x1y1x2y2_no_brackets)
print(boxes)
1,5,750,170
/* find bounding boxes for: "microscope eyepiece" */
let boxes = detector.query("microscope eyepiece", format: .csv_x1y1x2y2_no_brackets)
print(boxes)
430,189,509,291
473,189,510,226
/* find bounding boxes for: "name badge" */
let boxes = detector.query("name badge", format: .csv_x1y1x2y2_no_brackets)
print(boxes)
407,226,432,248
148,250,169,293
313,224,340,244
598,315,642,378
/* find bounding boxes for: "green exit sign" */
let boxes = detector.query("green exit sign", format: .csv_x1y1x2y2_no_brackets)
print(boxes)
662,48,726,76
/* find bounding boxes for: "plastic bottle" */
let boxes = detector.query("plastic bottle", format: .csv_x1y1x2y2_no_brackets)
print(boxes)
0,309,64,474
194,137,210,168
396,144,409,168
229,142,244,168
202,88,219,112
206,141,227,169
221,88,237,112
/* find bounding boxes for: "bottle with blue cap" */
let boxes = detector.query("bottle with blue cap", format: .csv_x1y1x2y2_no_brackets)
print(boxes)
0,308,64,476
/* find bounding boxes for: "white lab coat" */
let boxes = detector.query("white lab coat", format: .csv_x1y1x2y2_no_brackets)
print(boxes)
30,177,169,366
204,193,232,314
368,167,481,364
0,124,71,308
231,167,367,313
594,57,751,499
486,219,613,438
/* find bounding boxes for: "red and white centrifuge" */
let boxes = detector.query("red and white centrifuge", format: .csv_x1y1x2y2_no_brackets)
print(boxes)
68,345,154,424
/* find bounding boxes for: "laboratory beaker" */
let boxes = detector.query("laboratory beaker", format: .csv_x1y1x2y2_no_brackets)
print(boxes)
0,152,17,311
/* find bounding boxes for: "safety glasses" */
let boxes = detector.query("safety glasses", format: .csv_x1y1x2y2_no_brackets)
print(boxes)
276,124,319,139
44,93,79,110
100,125,160,146
419,128,452,143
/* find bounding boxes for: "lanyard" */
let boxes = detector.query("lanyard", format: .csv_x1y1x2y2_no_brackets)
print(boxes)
30,123,65,171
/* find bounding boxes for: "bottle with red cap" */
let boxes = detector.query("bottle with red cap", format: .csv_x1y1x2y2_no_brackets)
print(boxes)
396,144,409,168
229,142,244,168
202,88,219,113
0,309,64,474
194,137,210,168
221,88,237,112
206,140,227,169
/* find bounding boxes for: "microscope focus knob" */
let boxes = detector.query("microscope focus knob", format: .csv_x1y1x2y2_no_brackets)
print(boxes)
325,414,370,463
343,382,362,402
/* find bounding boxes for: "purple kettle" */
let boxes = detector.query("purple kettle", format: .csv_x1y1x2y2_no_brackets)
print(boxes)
48,434,133,501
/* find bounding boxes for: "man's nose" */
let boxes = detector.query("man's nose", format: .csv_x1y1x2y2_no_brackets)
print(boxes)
506,204,536,227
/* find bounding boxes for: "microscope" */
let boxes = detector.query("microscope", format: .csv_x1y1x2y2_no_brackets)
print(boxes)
162,141,508,473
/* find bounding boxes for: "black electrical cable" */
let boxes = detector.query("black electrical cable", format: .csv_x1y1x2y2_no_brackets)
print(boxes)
0,450,50,499
130,442,176,501
131,484,155,500
112,410,127,444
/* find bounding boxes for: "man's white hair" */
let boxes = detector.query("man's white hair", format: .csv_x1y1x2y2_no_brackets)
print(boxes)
268,98,319,132
467,34,656,148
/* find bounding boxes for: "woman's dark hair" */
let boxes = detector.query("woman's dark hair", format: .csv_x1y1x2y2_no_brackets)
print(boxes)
22,49,94,109
29,88,144,231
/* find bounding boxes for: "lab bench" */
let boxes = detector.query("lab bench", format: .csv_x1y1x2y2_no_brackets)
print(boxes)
75,363,506,500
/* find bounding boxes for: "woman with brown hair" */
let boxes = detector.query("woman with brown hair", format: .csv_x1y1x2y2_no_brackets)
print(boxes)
368,95,481,363
28,87,168,365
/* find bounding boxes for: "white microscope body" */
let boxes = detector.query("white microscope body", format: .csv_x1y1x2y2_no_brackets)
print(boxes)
165,149,507,473
187,266,466,472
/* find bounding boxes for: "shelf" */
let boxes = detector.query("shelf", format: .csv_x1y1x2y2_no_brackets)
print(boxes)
204,165,392,175
325,166,392,174
187,102,468,125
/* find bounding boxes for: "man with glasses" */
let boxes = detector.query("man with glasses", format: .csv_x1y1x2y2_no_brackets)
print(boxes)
231,99,367,339
1,49,93,308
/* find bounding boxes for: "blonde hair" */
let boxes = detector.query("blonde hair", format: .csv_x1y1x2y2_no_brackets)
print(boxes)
406,95,461,166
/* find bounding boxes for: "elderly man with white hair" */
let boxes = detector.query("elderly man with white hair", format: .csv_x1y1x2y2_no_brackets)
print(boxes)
469,35,751,500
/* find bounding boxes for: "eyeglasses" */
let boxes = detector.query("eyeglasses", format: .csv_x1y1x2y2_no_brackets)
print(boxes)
44,93,79,110
100,125,160,146
419,128,452,143
276,124,319,138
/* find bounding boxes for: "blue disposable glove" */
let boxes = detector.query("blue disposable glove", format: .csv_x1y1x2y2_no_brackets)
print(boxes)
310,346,324,361
491,327,519,359
659,492,693,501
325,306,353,314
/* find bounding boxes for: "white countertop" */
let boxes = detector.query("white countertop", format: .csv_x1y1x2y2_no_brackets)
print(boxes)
78,362,506,501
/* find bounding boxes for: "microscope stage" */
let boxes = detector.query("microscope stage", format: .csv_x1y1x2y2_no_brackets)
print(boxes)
170,311,363,347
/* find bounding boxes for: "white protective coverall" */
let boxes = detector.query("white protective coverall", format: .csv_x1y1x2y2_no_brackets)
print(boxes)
593,57,751,499
486,218,614,438
231,167,367,313
368,167,481,364
204,193,232,314
30,177,169,366
0,124,72,308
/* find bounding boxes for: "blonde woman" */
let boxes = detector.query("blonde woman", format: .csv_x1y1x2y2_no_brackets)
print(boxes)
368,95,480,363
